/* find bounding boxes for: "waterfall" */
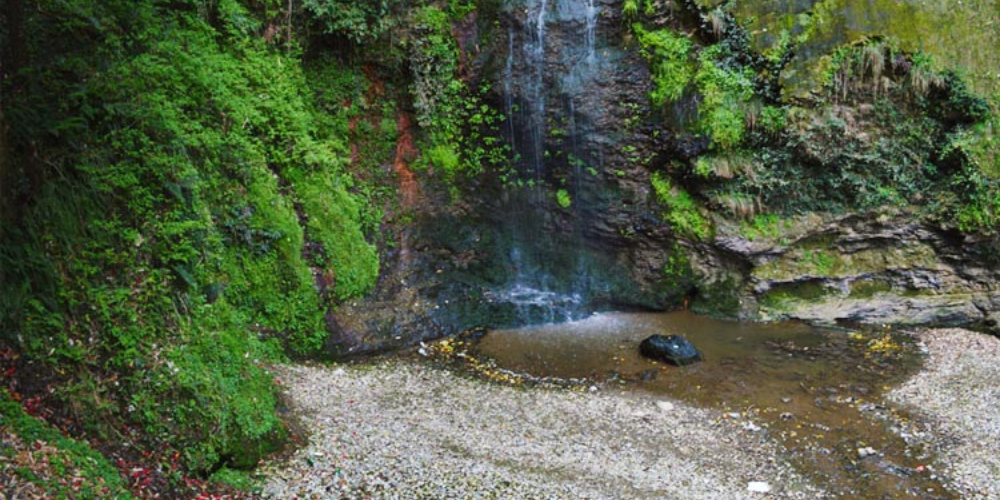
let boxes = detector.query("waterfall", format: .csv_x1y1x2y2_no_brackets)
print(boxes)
585,0,597,66
525,0,549,178
504,27,517,157
491,0,611,326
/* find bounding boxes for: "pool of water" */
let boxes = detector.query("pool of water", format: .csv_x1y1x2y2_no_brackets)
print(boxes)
473,311,953,500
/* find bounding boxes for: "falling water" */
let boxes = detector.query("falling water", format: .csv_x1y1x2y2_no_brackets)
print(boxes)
492,0,613,325
585,0,597,66
525,0,549,178
504,27,517,157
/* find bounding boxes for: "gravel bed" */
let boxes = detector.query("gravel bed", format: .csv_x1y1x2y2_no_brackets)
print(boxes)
888,328,1000,500
259,360,823,500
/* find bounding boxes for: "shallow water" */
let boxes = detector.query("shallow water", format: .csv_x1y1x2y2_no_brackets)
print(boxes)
475,311,954,500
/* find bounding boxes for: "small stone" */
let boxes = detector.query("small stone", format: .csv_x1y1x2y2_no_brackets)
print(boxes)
858,446,878,458
781,397,792,404
747,481,772,493
655,401,675,412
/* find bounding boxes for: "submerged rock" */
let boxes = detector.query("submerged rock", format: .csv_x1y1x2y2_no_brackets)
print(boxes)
639,334,703,366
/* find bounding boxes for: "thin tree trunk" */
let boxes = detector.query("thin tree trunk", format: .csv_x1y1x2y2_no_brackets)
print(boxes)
5,0,27,82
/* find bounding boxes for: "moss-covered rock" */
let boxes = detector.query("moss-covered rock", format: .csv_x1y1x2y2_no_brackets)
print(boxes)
723,0,1000,99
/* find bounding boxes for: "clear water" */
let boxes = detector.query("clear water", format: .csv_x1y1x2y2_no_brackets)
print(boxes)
474,311,955,500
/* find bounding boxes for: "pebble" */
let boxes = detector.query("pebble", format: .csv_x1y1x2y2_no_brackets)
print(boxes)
259,361,823,500
858,447,878,458
747,481,772,493
888,328,1000,500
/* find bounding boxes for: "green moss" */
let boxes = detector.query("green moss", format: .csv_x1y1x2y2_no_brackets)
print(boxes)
754,243,938,281
0,0,387,477
623,0,640,19
662,242,694,283
740,213,789,241
848,279,893,298
760,281,830,310
0,391,135,499
692,276,743,317
210,467,261,492
297,173,379,300
651,172,712,239
726,0,1000,99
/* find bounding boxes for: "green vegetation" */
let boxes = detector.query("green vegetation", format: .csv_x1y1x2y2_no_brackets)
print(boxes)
304,0,401,44
693,45,756,150
662,243,694,283
651,172,712,239
760,282,830,310
633,25,693,106
726,0,1000,99
632,22,757,151
630,2,1000,234
802,249,838,276
1,391,135,499
740,214,788,241
0,0,510,488
409,6,508,188
555,189,572,208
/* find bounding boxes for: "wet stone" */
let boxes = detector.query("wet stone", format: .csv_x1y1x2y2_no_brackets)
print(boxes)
639,334,703,366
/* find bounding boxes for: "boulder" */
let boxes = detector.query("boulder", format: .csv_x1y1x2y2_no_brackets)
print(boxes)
639,334,703,366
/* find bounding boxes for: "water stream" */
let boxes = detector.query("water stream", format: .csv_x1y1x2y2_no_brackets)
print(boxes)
473,312,955,500
494,0,609,324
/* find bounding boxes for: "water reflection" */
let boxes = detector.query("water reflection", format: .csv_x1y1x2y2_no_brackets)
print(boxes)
474,311,952,500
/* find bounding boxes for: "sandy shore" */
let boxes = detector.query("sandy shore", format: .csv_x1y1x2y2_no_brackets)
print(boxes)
259,361,822,499
887,328,1000,500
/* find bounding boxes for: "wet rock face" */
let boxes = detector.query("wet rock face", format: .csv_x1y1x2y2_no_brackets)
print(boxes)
326,1,1000,357
475,0,685,308
639,334,703,366
697,213,1000,332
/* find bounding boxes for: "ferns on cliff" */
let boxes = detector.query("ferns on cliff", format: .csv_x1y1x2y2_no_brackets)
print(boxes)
0,0,380,480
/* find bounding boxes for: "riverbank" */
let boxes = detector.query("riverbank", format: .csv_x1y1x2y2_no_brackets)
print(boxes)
258,327,1000,500
888,328,1000,500
259,359,823,499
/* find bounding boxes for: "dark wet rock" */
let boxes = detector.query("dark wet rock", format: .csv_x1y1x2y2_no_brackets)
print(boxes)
639,334,703,366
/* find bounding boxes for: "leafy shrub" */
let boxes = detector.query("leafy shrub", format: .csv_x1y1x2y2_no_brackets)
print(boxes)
633,24,694,106
694,45,756,150
651,172,712,239
303,0,400,43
